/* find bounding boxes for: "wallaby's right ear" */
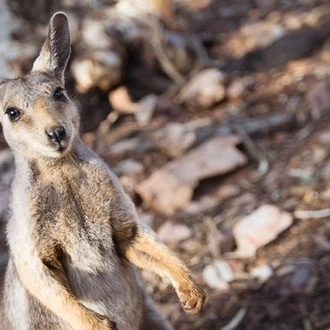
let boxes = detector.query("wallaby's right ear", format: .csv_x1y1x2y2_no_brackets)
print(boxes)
32,12,71,83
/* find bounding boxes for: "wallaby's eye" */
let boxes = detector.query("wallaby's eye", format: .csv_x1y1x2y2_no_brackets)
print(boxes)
5,107,22,122
53,87,66,101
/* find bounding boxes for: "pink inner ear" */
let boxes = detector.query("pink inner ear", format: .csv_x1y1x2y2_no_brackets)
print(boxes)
31,12,70,82
31,40,51,74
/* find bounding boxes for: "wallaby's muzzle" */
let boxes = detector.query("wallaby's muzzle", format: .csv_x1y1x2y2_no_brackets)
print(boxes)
46,125,67,150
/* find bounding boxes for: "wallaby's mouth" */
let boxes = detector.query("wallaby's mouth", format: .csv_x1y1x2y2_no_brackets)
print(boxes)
46,124,72,155
54,141,68,152
50,137,72,156
51,136,68,152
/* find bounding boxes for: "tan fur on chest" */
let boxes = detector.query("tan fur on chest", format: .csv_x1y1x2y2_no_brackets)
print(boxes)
30,160,117,270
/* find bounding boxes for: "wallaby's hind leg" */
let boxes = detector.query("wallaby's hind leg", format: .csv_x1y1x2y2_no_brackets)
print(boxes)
141,296,174,330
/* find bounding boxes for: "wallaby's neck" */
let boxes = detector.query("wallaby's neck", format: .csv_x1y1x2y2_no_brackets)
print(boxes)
13,137,88,181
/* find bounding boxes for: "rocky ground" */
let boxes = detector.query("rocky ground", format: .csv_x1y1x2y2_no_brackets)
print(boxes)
2,0,330,329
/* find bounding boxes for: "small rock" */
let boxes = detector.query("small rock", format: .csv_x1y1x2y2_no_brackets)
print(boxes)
180,238,201,255
251,264,273,283
212,259,235,282
290,267,311,290
71,50,123,92
320,187,330,201
178,68,226,108
202,263,230,291
321,162,330,180
157,221,192,244
306,79,330,119
227,76,254,100
312,145,328,163
305,5,330,27
109,86,138,114
116,0,174,26
109,89,157,126
233,204,293,257
152,122,196,158
216,184,240,200
317,129,330,145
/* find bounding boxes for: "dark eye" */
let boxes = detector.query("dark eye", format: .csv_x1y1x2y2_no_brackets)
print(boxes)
5,107,22,122
53,87,66,101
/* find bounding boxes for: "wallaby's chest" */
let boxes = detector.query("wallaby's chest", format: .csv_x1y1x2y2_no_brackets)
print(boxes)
27,163,117,269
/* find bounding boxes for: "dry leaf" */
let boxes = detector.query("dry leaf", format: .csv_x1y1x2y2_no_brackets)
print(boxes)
137,135,247,214
233,204,293,257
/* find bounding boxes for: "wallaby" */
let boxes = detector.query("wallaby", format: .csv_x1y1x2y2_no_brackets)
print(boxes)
0,12,205,330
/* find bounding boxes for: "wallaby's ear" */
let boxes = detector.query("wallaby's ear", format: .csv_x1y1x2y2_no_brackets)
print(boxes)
32,12,71,83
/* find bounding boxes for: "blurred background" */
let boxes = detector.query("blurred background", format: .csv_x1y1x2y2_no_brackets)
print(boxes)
2,0,330,328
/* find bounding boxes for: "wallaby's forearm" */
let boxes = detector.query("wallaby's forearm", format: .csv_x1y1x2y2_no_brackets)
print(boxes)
13,256,116,330
120,227,205,315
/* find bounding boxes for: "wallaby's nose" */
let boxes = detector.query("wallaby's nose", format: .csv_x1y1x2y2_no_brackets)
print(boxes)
46,125,66,143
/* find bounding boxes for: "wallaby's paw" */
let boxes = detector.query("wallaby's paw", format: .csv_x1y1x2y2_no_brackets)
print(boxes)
177,282,206,315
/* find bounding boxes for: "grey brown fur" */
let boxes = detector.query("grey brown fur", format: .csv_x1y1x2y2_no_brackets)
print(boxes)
0,12,205,330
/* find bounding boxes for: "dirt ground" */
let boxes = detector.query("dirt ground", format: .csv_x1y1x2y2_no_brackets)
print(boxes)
3,0,330,329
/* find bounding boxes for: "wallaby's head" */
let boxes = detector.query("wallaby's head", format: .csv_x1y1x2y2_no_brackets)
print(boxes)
0,12,79,159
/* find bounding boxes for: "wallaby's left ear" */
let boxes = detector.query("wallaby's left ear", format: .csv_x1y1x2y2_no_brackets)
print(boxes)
32,12,71,83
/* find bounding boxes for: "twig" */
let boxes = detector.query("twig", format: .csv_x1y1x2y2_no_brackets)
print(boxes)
294,209,330,219
303,319,313,330
219,307,248,330
97,111,301,157
232,123,269,175
185,33,210,72
151,19,185,85
195,112,299,144
300,301,313,330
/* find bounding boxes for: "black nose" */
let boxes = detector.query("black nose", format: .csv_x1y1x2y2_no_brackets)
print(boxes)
46,125,66,143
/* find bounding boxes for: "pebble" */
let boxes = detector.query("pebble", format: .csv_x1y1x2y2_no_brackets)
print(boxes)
251,264,273,283
202,263,230,291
